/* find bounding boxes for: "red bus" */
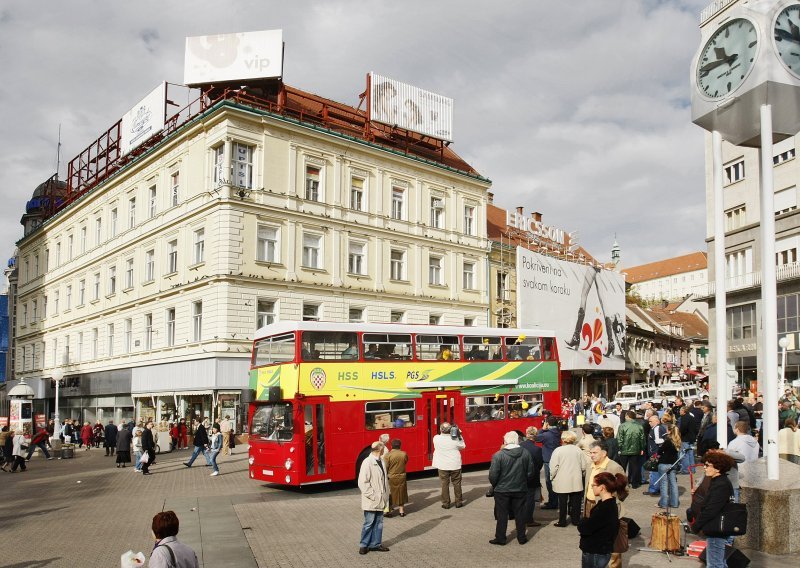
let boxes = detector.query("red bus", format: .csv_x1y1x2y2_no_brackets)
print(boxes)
247,322,560,486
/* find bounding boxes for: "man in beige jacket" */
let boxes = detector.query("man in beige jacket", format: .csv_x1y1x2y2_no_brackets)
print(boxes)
357,441,390,555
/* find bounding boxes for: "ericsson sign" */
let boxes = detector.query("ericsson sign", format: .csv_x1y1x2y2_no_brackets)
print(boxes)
505,210,566,246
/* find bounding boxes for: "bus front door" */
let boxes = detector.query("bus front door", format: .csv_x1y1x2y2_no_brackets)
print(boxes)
301,399,329,483
424,392,456,465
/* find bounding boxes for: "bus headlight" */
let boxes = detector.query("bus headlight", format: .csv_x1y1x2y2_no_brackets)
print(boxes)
285,475,291,483
248,457,255,465
284,458,293,470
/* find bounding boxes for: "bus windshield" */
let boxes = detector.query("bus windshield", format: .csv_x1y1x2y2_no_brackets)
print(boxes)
251,403,294,441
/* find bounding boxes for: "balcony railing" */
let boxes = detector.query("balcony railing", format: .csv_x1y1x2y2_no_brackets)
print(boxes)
693,261,800,297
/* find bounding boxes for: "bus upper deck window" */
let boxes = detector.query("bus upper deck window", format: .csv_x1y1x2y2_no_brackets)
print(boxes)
463,336,501,361
301,331,359,361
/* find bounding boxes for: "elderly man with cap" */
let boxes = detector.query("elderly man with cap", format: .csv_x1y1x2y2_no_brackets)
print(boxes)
357,441,390,555
488,431,534,545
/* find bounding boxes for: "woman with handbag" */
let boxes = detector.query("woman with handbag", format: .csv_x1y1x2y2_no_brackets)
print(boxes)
656,424,681,509
691,451,736,568
577,472,627,568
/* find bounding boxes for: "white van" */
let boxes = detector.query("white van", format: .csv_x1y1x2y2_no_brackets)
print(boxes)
606,383,660,411
658,381,708,408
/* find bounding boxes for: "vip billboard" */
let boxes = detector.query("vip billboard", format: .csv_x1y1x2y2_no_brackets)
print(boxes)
516,248,626,371
184,30,284,86
120,82,166,156
369,73,453,142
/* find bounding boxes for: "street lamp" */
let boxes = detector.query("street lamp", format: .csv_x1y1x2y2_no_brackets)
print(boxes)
52,367,64,451
779,336,790,392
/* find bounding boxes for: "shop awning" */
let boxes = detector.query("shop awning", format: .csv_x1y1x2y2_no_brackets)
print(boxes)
405,379,518,389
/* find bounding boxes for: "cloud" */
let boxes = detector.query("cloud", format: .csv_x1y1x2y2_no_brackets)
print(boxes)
0,0,711,271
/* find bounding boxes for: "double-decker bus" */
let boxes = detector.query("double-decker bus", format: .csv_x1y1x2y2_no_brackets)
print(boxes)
247,321,560,486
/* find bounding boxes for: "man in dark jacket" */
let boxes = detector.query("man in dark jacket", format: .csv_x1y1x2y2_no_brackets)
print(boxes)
678,405,699,474
536,416,562,509
519,426,544,527
104,420,118,456
141,421,155,475
183,419,211,467
488,431,534,546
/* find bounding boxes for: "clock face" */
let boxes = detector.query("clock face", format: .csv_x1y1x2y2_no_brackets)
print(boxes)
774,4,800,77
697,18,759,99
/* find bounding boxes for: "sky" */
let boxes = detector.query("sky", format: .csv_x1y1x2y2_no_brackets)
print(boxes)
0,0,713,280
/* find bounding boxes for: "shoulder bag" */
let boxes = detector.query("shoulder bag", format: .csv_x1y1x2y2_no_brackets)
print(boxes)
704,501,747,537
643,453,659,472
613,517,630,553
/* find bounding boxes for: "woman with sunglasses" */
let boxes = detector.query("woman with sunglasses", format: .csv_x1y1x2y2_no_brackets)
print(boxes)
691,451,735,567
577,471,628,568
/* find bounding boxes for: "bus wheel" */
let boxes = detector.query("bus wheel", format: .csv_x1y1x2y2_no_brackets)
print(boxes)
354,447,372,481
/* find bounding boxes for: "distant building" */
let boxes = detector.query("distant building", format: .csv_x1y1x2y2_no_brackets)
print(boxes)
624,252,708,302
0,293,8,384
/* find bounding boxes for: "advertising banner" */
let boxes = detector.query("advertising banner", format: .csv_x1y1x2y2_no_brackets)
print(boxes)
120,82,166,156
35,414,47,429
516,248,626,371
369,73,453,141
184,30,283,86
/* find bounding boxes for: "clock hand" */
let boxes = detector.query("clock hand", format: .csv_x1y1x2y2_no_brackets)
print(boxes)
699,53,738,75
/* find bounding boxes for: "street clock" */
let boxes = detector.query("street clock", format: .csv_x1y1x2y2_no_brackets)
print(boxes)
696,18,759,99
773,3,800,77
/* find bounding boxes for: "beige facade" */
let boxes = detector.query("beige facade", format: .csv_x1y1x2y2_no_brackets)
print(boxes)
12,97,491,423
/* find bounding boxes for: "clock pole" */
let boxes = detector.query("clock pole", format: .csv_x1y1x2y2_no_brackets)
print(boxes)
711,130,728,450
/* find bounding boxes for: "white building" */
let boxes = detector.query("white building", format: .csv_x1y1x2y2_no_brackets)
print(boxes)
625,252,708,303
11,85,491,429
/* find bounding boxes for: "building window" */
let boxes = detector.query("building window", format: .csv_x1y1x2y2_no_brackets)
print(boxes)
145,249,155,281
78,279,85,305
390,310,405,323
725,248,753,279
429,255,443,285
45,248,50,270
52,338,57,365
144,314,153,350
125,258,134,289
33,254,39,276
302,233,322,269
724,159,745,185
92,328,98,359
21,304,27,326
43,295,47,318
212,145,225,186
107,323,115,357
257,299,276,329
128,197,136,229
55,242,61,266
464,205,476,235
429,314,441,325
725,205,746,232
390,249,406,281
773,148,795,165
349,307,364,323
350,177,365,211
305,165,321,201
54,290,59,314
391,186,405,220
108,266,117,294
65,285,72,310
166,308,176,346
193,229,205,264
95,217,102,244
148,186,157,218
348,241,367,275
80,226,87,253
124,318,133,353
497,271,509,300
257,225,280,263
23,258,28,282
775,186,798,215
463,261,476,290
67,235,74,260
303,303,320,322
170,171,180,207
464,317,476,327
232,142,254,189
77,332,83,363
431,196,445,229
776,236,799,267
93,273,100,300
192,301,202,342
167,240,178,274
727,304,756,340
110,208,118,237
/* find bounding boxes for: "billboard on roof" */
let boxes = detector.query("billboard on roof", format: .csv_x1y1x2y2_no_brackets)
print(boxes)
369,73,453,142
516,248,626,371
120,82,166,156
184,30,283,86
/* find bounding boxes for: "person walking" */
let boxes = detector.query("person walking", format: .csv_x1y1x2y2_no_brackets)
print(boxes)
536,415,563,509
104,420,117,456
656,424,681,510
183,419,211,468
549,430,589,527
689,451,736,568
10,430,27,472
357,441,390,555
149,511,199,568
384,439,409,517
133,429,144,472
116,423,132,469
577,472,628,568
519,426,544,527
141,421,156,475
432,422,466,509
0,426,12,471
80,422,93,450
177,418,188,450
643,414,666,496
488,431,534,545
169,422,178,452
208,424,222,476
93,422,104,448
25,427,53,461
220,415,234,456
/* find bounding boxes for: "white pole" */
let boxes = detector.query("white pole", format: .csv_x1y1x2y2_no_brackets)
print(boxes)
759,104,779,480
712,130,728,449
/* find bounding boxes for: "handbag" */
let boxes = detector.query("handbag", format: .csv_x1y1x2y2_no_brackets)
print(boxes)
140,450,150,464
643,453,659,472
623,516,641,538
704,501,747,537
613,518,630,553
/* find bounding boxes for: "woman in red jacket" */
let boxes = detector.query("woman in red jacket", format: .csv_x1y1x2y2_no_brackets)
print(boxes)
80,422,93,450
